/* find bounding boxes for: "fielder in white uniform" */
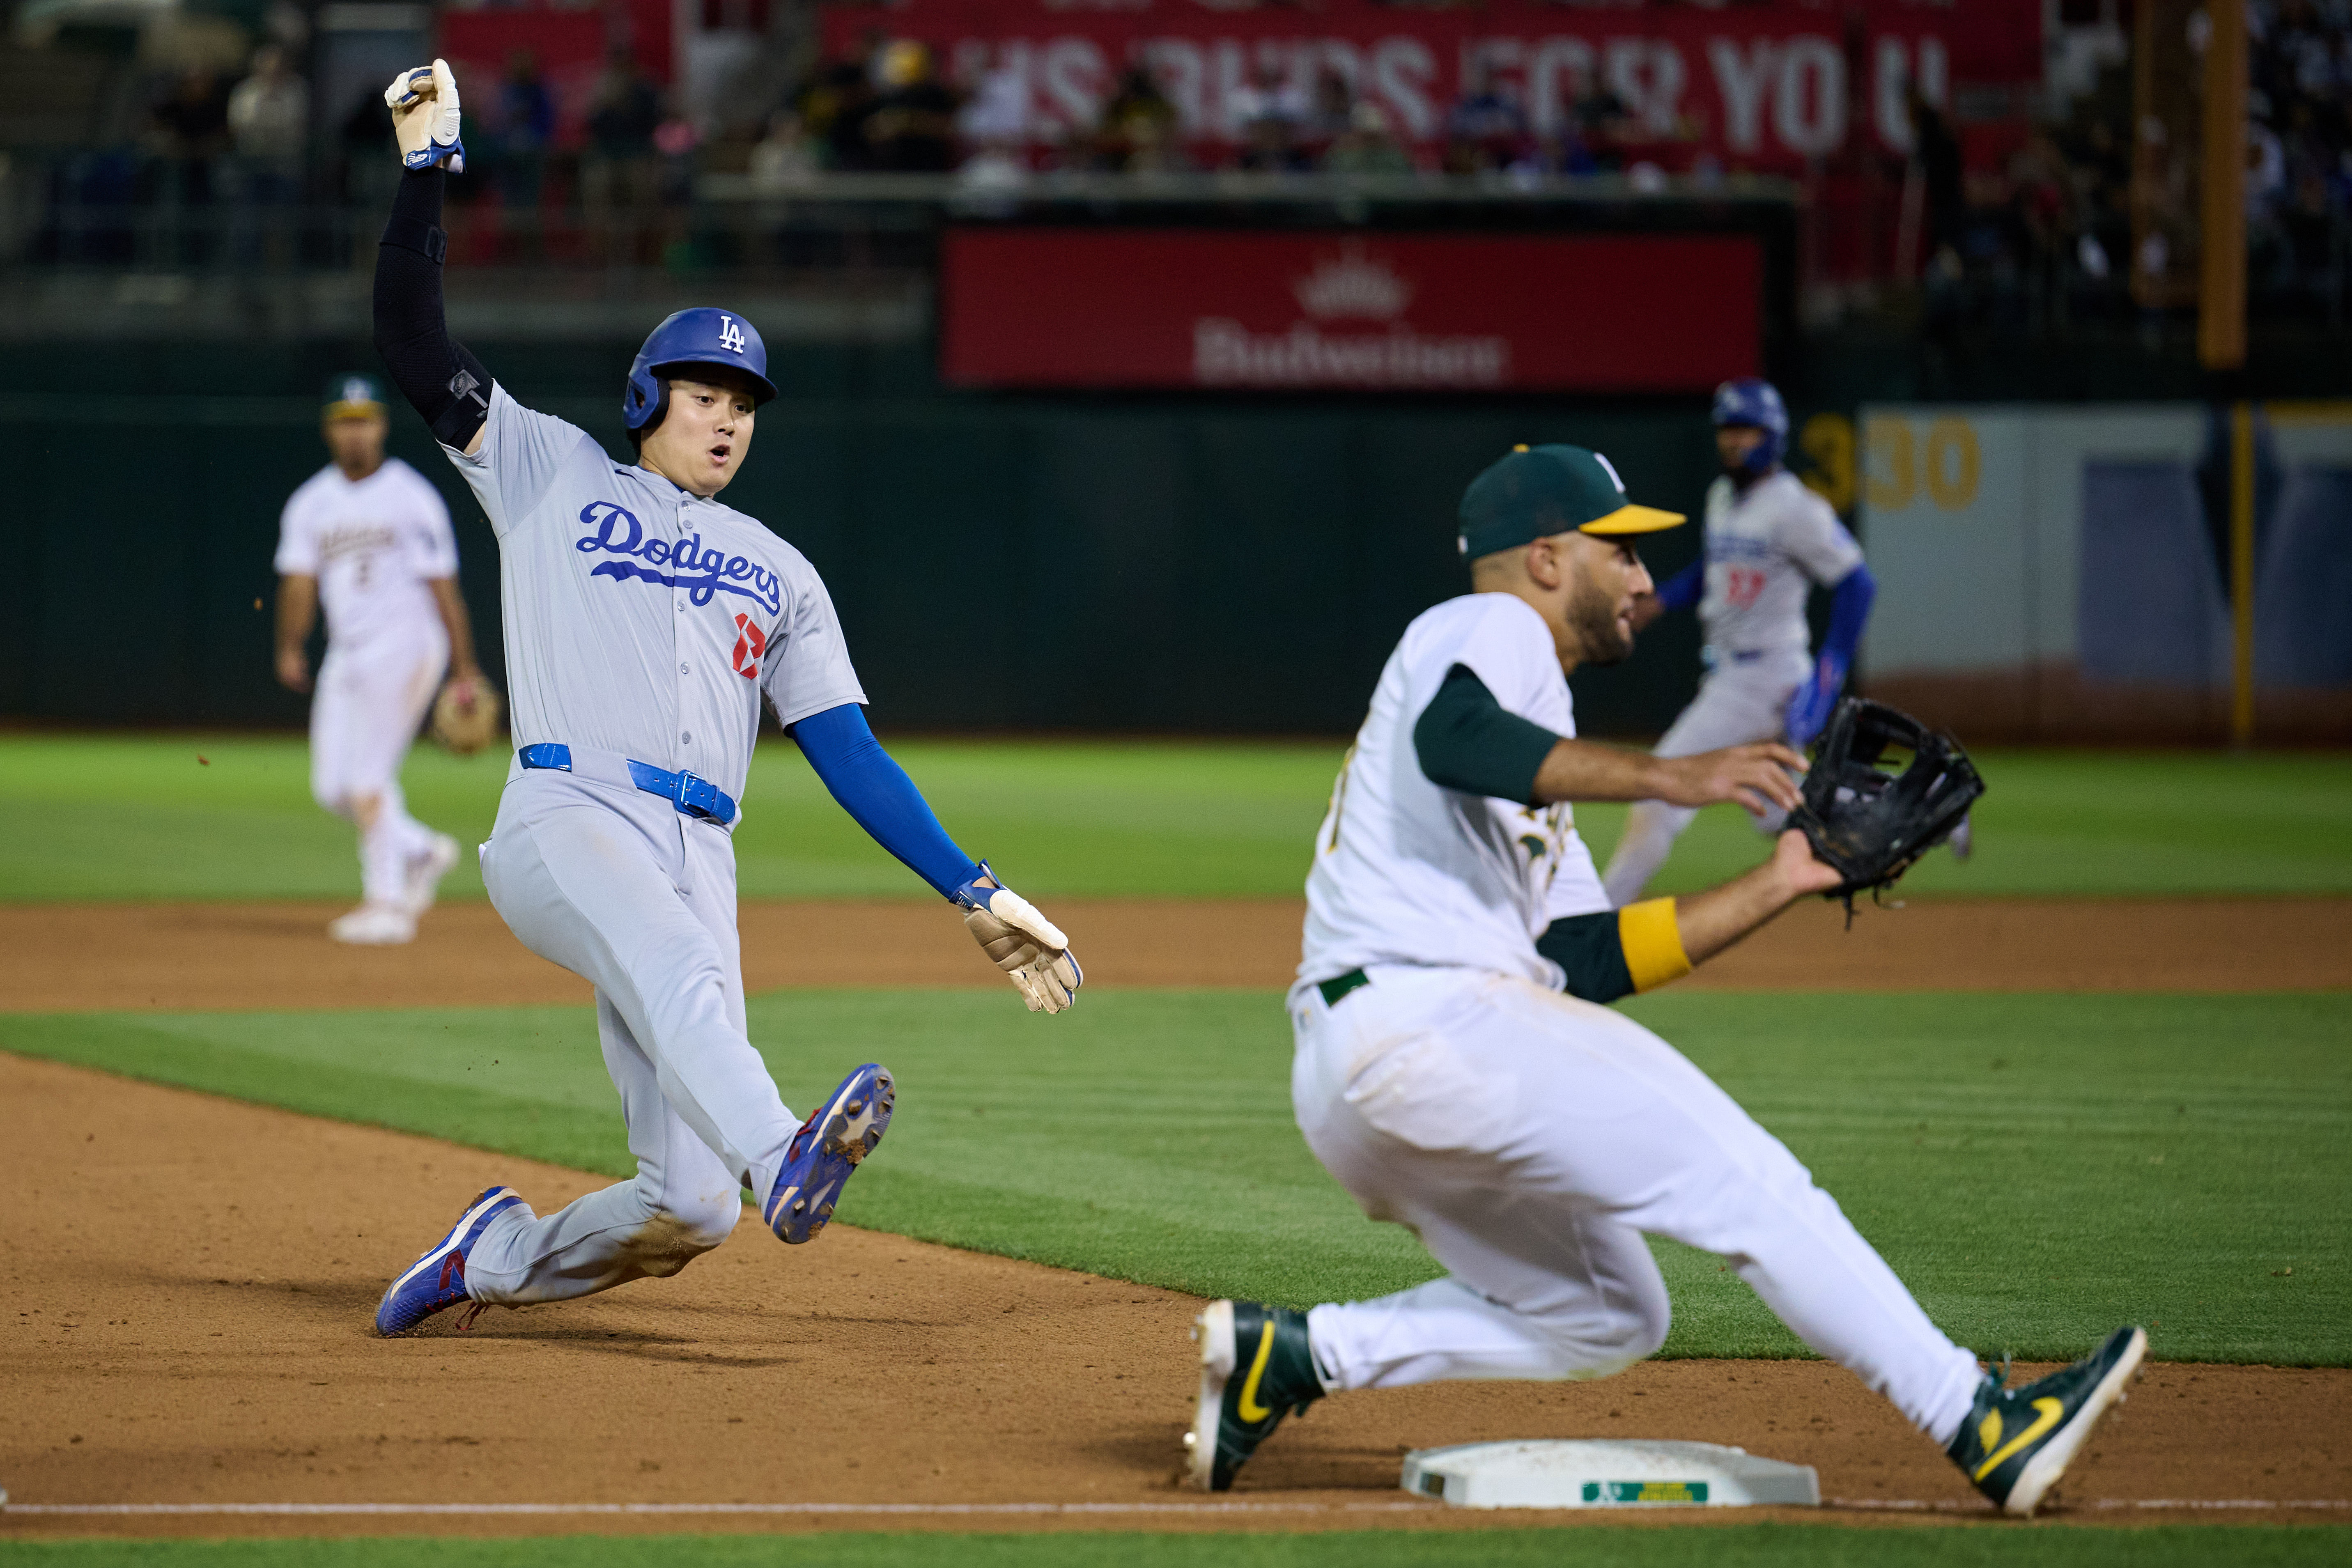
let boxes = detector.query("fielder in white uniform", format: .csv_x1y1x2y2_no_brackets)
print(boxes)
1601,378,1879,908
1187,443,2143,1517
274,372,484,945
365,62,1081,1338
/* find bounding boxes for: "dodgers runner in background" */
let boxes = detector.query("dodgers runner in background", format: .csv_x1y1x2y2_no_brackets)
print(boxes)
274,372,485,945
365,62,1080,1337
1186,443,2143,1517
1600,378,1885,907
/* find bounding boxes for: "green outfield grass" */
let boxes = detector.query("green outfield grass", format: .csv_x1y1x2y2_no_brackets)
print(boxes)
6,990,2342,1366
0,735,2348,903
0,1527,2342,1568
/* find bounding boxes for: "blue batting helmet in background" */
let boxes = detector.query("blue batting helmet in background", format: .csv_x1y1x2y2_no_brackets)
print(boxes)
1710,377,1788,478
622,308,779,436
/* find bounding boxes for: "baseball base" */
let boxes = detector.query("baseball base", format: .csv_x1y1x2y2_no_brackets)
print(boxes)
1400,1439,1821,1509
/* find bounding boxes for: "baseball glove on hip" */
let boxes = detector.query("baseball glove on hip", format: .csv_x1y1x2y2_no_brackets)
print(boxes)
1789,697,1984,917
430,677,503,756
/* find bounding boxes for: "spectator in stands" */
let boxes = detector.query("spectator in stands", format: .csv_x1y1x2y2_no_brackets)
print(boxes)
957,55,1030,182
495,50,554,250
1095,64,1181,172
1441,63,1526,174
1908,85,1966,269
748,108,823,191
1323,100,1413,176
583,48,663,259
1231,62,1310,171
808,49,881,171
227,43,307,263
867,40,960,171
1304,67,1354,148
149,65,232,259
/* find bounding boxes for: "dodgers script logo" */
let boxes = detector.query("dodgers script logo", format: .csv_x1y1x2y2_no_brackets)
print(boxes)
718,316,746,354
574,502,783,613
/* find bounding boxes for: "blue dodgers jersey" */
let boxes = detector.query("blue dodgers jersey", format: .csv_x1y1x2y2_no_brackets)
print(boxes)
442,383,864,807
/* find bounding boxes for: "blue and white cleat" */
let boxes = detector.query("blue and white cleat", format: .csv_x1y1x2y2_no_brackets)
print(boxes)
765,1064,894,1244
373,1185,524,1337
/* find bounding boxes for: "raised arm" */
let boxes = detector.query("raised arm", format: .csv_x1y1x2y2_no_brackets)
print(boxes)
372,63,491,457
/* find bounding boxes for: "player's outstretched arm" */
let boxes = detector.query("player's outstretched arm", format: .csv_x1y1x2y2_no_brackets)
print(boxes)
372,62,493,457
1413,663,1804,817
788,703,1082,1013
273,573,317,692
1669,829,1844,965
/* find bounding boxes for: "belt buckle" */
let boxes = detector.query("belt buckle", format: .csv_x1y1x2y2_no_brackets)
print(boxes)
673,769,721,820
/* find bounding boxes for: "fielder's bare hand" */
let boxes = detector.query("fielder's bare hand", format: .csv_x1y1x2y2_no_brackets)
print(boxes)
275,645,310,693
1767,826,1846,898
1656,742,1807,818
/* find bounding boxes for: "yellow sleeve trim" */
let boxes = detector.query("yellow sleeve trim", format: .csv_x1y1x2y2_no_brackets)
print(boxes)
1618,898,1693,993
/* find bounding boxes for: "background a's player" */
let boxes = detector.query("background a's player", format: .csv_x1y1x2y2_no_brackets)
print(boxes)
1601,378,1879,907
274,373,485,945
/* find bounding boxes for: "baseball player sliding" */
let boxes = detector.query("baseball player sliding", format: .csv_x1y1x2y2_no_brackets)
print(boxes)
1187,444,2142,1517
274,373,485,945
1601,378,1888,907
364,62,1080,1336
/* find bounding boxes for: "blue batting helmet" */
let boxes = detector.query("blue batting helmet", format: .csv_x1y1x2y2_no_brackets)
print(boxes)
623,308,779,436
1710,377,1788,478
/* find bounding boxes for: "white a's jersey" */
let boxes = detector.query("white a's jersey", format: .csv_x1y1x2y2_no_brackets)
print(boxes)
441,383,865,810
1698,471,1863,656
273,458,457,653
1302,593,1611,989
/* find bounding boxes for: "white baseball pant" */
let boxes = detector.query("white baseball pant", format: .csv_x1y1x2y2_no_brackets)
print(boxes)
1601,647,1810,908
1291,964,1982,1445
464,771,804,1304
308,627,448,907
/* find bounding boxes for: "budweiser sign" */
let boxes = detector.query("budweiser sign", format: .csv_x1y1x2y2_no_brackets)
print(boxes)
940,229,1759,392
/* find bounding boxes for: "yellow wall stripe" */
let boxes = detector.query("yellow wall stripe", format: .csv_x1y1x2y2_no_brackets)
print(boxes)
1618,898,1693,993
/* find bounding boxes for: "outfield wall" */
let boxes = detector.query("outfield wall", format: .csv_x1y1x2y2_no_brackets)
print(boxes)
1858,402,2352,744
0,384,1739,737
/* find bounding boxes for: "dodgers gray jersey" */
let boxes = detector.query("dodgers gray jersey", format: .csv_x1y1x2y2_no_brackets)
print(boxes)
443,384,864,810
1697,471,1864,656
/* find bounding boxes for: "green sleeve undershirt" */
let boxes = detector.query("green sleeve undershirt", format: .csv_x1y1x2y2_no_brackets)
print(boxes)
1411,663,1562,808
1535,912,1638,1004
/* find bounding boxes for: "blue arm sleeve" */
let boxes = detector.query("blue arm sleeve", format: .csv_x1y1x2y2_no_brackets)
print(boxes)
1820,562,1877,667
788,703,983,900
1654,559,1703,613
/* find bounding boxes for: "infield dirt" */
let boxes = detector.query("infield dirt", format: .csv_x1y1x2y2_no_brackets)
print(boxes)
2,896,2347,1012
2,1050,2346,1540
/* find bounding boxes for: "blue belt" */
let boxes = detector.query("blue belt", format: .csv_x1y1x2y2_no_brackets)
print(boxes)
518,742,738,826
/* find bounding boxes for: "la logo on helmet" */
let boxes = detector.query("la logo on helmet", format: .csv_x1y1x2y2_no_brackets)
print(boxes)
717,316,746,354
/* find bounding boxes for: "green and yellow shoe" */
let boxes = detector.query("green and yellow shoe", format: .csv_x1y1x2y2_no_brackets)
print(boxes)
1947,1325,2147,1516
1186,1299,1326,1491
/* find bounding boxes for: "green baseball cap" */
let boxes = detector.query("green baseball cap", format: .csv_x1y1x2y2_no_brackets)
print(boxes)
1457,443,1686,560
323,372,388,421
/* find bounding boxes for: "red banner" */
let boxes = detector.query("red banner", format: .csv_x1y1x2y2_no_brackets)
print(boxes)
824,0,2037,170
442,0,675,153
940,229,1759,391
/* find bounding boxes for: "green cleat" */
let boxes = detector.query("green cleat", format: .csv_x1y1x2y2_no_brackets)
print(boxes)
1185,1299,1326,1491
1947,1325,2147,1516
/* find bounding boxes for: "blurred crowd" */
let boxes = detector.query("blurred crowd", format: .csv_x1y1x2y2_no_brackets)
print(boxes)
754,36,1667,185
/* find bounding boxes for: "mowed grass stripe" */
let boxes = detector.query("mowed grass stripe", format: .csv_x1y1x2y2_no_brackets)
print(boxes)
2,735,2349,901
5,990,2342,1366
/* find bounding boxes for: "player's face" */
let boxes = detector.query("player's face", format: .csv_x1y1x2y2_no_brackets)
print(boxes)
324,413,388,477
1716,425,1767,471
1562,535,1653,667
643,375,759,497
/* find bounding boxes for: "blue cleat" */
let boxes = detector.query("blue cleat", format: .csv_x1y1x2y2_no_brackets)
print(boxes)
373,1185,525,1337
765,1064,893,1244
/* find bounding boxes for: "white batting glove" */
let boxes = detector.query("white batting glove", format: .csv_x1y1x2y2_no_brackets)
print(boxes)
953,866,1082,1014
385,59,464,173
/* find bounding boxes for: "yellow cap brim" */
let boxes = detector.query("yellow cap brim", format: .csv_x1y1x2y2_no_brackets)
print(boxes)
324,402,385,421
1579,504,1686,535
